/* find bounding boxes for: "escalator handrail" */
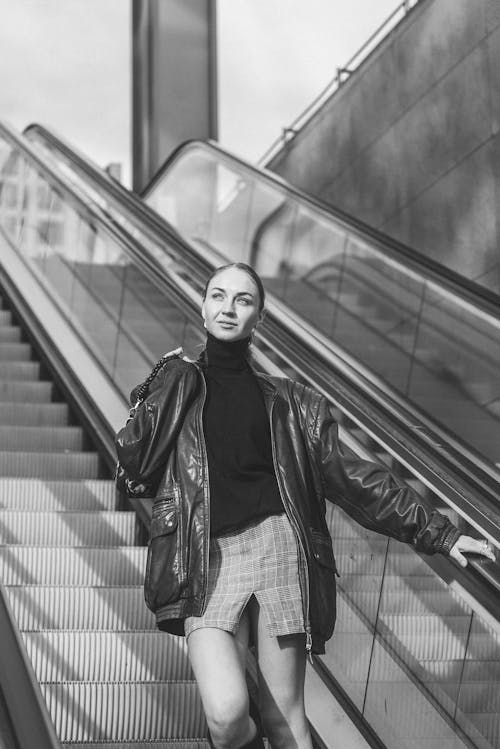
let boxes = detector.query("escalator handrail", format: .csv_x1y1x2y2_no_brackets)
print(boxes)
16,122,500,529
24,124,500,325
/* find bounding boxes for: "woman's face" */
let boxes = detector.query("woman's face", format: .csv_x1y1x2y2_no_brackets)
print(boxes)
202,267,263,342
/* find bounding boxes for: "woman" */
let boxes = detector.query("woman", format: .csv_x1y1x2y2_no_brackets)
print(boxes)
115,263,496,749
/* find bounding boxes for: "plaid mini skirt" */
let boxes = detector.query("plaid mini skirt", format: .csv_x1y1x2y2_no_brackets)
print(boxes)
184,512,305,639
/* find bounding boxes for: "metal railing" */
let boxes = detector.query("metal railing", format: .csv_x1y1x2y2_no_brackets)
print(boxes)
258,0,423,166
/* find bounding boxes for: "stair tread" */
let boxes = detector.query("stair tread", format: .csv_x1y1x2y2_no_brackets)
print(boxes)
42,681,206,741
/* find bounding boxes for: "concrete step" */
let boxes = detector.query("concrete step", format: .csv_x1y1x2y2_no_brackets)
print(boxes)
0,510,137,546
0,425,84,451
0,478,116,510
0,402,69,426
0,450,100,478
0,546,147,585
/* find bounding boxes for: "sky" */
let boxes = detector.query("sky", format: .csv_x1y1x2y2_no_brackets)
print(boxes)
0,0,401,185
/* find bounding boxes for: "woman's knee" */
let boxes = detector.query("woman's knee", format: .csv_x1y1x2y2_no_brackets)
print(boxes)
206,691,250,746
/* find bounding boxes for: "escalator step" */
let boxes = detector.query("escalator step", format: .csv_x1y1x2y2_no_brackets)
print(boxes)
0,478,116,510
0,402,69,426
0,380,53,402
0,424,84,451
0,361,40,379
465,714,499,745
342,589,467,616
0,310,12,324
6,586,154,630
41,682,206,743
339,574,442,592
0,450,100,478
438,680,500,711
24,631,192,683
0,341,31,360
0,546,146,585
334,545,432,577
0,510,137,546
62,739,210,749
0,327,22,342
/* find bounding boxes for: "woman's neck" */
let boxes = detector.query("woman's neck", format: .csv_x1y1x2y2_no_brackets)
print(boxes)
205,332,250,371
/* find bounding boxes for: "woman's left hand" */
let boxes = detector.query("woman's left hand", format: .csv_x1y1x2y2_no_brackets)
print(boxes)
449,535,497,568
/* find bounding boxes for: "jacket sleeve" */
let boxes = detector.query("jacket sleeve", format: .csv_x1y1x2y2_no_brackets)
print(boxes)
311,395,461,555
115,360,199,484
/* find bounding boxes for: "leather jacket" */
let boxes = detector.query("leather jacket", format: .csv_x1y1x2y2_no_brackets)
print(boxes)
115,353,460,655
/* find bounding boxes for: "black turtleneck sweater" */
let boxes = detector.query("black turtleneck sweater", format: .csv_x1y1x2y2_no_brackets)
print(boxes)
203,333,283,536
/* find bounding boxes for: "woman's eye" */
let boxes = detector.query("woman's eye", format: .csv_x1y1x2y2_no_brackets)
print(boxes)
211,293,223,300
238,298,252,305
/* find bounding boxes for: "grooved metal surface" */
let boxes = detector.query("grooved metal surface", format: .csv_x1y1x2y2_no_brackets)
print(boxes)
0,478,116,510
24,632,193,682
0,341,27,357
0,451,100,478
0,380,53,402
0,511,136,546
62,739,210,749
41,682,206,742
0,547,146,585
6,586,154,630
0,424,84,451
0,361,40,379
0,402,69,426
0,326,20,342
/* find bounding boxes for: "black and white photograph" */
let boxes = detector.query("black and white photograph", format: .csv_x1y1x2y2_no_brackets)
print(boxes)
0,2,499,748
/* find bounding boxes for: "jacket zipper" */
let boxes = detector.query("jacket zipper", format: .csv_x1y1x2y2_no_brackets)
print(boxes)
269,394,313,662
172,485,187,588
195,366,211,612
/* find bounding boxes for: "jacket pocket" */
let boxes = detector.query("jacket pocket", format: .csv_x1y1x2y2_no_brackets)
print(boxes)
309,529,337,642
144,498,183,612
311,529,338,574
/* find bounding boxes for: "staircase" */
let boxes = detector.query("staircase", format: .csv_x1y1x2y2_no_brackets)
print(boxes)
0,292,208,747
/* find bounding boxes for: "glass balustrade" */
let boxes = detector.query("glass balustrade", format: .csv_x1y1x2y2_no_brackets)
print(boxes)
144,143,500,470
4,127,499,749
0,134,204,400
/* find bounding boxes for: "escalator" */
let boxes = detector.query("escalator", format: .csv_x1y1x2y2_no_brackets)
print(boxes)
0,121,499,749
25,127,500,474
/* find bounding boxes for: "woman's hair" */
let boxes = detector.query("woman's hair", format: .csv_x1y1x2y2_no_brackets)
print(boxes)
202,262,265,312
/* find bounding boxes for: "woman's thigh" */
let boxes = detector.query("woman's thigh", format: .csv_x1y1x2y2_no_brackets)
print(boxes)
248,598,312,747
186,612,251,719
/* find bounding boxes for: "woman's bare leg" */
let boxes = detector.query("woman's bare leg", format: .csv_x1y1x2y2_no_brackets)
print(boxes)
187,611,258,749
248,598,313,749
